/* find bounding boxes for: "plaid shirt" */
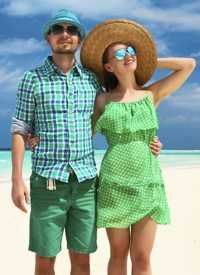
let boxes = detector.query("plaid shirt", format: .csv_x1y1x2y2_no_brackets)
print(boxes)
15,56,101,183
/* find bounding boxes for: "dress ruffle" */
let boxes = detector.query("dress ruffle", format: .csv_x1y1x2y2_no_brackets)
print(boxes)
95,95,158,135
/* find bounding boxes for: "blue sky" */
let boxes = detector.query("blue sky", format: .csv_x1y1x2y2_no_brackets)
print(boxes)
0,0,200,149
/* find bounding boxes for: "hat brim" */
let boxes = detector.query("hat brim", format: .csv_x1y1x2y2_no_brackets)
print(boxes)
80,19,157,86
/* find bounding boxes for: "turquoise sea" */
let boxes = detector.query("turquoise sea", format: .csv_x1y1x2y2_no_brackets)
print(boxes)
0,150,200,183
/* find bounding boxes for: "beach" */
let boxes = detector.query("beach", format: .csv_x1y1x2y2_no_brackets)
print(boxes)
0,150,200,274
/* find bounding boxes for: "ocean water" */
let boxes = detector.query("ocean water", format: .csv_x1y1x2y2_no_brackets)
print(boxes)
0,150,200,183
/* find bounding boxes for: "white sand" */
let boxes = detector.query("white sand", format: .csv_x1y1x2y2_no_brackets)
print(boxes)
0,166,200,275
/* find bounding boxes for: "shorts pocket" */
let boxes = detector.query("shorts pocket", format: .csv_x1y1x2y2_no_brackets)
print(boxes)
30,172,47,191
76,177,97,195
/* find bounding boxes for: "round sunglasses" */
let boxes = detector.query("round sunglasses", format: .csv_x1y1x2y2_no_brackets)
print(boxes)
113,46,136,61
48,24,80,37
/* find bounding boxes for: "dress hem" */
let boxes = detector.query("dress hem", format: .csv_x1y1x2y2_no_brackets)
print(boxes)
97,214,171,229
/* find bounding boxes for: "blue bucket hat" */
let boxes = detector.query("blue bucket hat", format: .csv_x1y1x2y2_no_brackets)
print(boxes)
43,9,86,40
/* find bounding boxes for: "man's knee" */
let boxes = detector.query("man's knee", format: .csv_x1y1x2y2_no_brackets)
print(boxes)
69,251,90,271
35,255,56,275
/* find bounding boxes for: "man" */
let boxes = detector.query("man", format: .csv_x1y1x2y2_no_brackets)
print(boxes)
11,9,161,275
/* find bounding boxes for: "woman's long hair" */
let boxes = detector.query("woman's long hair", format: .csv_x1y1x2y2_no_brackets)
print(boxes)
102,43,119,92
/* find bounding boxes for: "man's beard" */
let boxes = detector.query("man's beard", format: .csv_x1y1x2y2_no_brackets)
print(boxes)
53,48,76,55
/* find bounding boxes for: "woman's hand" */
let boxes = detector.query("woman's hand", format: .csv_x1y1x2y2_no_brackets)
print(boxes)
150,136,163,157
26,134,40,151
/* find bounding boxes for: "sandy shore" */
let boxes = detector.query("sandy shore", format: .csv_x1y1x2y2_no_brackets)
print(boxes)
0,166,200,275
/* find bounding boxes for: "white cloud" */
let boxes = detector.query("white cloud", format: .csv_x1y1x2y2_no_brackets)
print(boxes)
0,108,13,117
160,114,200,124
159,81,200,125
167,83,200,110
156,38,171,56
180,1,200,12
1,0,133,16
0,38,45,55
190,51,200,59
1,0,200,32
0,59,23,91
0,67,22,91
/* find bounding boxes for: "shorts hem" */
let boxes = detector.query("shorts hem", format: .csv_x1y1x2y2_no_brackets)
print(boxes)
67,246,97,254
28,247,61,257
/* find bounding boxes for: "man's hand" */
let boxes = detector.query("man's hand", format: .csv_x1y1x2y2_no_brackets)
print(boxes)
150,136,163,157
11,178,30,213
27,134,40,151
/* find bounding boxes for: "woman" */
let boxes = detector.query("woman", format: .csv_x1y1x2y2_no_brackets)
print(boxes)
80,19,196,275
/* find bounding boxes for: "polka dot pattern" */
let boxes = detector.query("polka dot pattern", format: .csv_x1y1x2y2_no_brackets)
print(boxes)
95,95,171,228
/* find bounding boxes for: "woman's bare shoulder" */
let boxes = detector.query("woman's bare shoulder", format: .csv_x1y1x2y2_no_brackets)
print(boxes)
95,91,110,112
133,86,153,98
141,87,154,99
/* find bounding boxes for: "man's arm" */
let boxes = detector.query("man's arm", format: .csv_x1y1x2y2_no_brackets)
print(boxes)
11,133,29,213
11,71,36,212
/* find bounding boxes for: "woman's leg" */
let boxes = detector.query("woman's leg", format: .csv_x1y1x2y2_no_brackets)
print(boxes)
130,217,157,275
106,228,130,275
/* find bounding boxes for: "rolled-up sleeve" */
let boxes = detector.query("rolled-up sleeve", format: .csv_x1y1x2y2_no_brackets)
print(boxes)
11,117,32,135
15,71,36,127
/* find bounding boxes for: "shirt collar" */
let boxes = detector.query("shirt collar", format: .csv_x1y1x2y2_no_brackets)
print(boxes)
44,56,83,77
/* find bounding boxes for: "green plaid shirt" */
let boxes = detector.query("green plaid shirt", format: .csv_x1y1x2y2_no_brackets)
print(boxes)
15,56,101,183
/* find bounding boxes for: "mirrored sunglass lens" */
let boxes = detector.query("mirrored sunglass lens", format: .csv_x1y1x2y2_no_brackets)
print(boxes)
116,49,126,55
115,49,126,60
127,46,136,55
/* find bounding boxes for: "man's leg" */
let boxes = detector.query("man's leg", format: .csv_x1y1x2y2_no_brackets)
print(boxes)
29,173,71,274
35,255,56,275
66,175,98,275
69,252,90,275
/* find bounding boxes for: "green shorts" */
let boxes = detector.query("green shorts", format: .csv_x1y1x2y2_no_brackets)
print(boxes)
29,172,97,257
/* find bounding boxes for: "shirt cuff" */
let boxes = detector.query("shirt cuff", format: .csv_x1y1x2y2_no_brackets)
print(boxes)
11,117,32,135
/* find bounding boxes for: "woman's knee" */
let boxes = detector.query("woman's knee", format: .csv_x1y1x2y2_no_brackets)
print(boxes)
110,243,129,260
131,250,151,271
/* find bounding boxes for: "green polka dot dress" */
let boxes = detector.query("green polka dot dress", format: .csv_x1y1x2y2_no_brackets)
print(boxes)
95,95,171,228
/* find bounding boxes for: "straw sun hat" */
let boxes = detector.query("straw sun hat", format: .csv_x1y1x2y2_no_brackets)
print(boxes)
80,19,157,86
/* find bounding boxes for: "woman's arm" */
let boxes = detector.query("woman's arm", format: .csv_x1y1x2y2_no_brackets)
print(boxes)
92,92,107,136
147,57,196,106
